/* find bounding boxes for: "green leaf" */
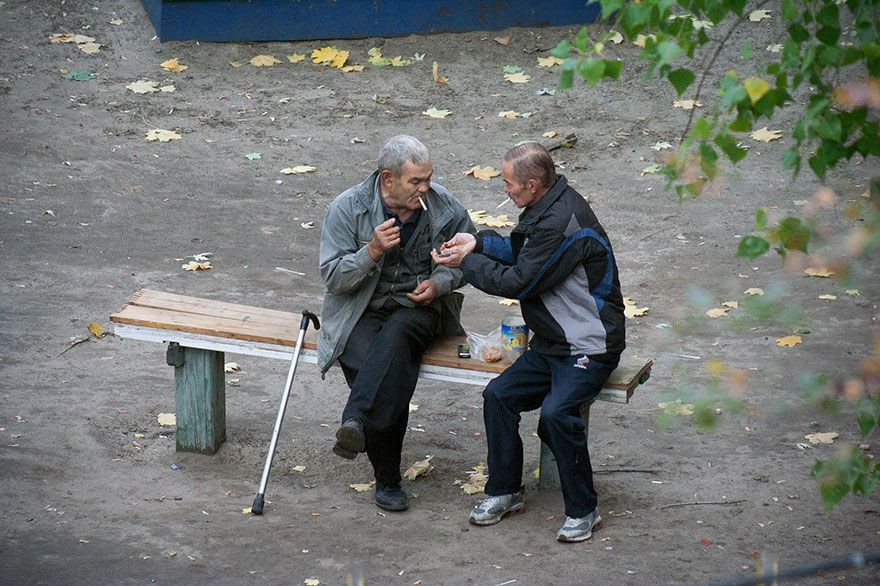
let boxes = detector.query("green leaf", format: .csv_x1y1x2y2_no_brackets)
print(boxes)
817,26,841,46
600,0,623,21
656,40,683,65
558,67,574,91
667,68,695,96
740,42,753,60
603,59,622,80
728,113,752,132
789,23,809,43
502,65,522,74
713,132,747,163
737,235,769,259
699,143,718,180
578,57,605,86
857,408,877,437
755,208,768,231
573,27,589,52
782,147,801,172
781,0,798,21
808,152,828,178
691,117,712,140
772,216,811,252
550,39,571,59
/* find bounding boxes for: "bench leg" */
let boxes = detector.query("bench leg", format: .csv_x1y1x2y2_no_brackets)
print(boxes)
168,343,226,454
538,401,593,490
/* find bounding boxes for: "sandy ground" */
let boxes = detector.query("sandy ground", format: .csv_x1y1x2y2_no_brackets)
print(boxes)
1,1,879,584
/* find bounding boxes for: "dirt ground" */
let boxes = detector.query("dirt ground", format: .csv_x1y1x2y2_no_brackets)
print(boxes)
1,1,879,584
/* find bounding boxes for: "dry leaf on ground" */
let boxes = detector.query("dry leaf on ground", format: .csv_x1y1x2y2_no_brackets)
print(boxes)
804,267,834,277
767,44,783,53
423,107,452,118
744,287,765,296
229,61,242,68
79,42,101,54
250,54,281,67
287,53,306,63
461,465,488,495
146,129,181,142
608,30,624,44
543,131,558,138
845,289,860,296
160,58,188,73
181,260,211,271
409,403,419,413
722,301,739,309
634,34,656,48
776,335,803,347
749,9,772,22
804,432,838,444
673,99,703,110
623,297,649,318
658,400,695,416
311,47,348,68
432,61,448,84
291,465,306,472
340,65,364,73
750,127,782,142
499,299,519,306
350,481,375,492
304,579,320,586
537,56,563,67
818,294,837,300
494,36,511,45
50,33,96,44
465,165,500,180
504,71,530,83
706,307,731,318
126,80,160,94
157,413,176,426
403,456,434,481
280,165,317,174
224,362,241,373
651,141,674,150
88,322,106,338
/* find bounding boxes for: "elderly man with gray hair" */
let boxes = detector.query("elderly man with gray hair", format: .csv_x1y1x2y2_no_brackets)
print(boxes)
317,135,474,512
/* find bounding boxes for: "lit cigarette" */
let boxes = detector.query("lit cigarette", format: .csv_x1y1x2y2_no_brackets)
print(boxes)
418,196,428,211
496,197,511,209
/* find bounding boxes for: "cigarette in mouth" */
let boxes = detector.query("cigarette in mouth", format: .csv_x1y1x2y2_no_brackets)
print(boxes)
418,196,428,211
496,197,511,209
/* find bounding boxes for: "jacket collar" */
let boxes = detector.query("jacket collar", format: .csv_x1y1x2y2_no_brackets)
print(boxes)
518,175,568,225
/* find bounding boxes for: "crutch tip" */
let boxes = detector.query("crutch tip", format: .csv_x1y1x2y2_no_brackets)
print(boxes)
252,494,265,515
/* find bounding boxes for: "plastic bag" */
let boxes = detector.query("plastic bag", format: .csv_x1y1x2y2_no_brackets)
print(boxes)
466,327,503,363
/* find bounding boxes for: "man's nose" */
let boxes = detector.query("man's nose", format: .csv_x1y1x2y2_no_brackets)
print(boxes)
418,182,429,193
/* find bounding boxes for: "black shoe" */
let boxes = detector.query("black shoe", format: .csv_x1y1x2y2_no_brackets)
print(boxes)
374,484,409,512
335,418,365,455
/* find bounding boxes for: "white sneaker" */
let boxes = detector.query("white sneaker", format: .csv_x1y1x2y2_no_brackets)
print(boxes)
556,509,602,542
468,491,525,526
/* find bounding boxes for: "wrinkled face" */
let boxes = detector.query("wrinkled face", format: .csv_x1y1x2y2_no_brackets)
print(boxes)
381,161,433,211
501,161,540,208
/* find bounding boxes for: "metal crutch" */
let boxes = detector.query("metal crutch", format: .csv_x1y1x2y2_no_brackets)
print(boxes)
251,310,320,515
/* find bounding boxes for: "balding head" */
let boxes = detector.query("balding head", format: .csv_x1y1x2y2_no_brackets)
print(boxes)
503,142,557,189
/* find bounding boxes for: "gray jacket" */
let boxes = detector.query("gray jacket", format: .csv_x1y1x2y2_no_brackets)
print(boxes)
317,171,473,372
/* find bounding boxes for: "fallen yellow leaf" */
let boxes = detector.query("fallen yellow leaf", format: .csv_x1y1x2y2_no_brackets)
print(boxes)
673,99,703,110
403,455,434,481
250,54,281,67
229,61,242,68
776,335,802,347
157,413,176,426
465,165,500,180
608,30,624,44
79,42,101,54
461,467,488,495
432,61,448,84
705,307,731,318
804,432,838,444
126,80,160,94
744,287,765,296
499,299,519,306
722,301,739,309
291,465,306,472
409,403,419,413
749,9,772,22
423,107,452,118
818,294,837,300
241,507,253,515
280,165,317,174
160,58,188,73
623,297,649,318
750,127,782,142
181,260,211,271
504,71,530,83
498,110,520,119
633,33,656,48
311,47,348,68
286,53,306,63
88,322,106,338
224,362,241,373
537,56,564,67
349,481,375,492
340,65,364,73
304,579,320,586
543,131,558,138
389,56,410,67
146,129,182,142
804,267,834,277
845,289,859,296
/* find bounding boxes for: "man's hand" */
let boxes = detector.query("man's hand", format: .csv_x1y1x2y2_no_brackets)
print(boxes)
366,218,400,262
407,278,438,305
431,232,477,268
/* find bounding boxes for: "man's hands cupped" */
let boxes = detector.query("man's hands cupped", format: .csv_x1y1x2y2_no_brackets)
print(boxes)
407,279,438,305
431,232,476,268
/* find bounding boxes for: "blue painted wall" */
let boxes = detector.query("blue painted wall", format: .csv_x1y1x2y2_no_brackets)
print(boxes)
140,0,600,42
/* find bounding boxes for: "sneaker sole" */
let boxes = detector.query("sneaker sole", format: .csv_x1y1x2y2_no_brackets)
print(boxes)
468,502,525,526
557,517,602,543
375,499,409,512
336,425,365,453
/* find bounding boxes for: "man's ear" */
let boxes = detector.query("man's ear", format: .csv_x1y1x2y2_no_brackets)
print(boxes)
380,169,393,185
527,178,539,193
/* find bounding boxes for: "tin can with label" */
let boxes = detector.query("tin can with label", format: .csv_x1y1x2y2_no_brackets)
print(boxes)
501,315,529,360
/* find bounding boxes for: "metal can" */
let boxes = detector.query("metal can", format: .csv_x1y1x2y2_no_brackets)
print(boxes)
501,315,529,360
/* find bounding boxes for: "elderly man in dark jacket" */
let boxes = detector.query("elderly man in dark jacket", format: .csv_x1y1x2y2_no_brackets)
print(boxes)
433,142,625,542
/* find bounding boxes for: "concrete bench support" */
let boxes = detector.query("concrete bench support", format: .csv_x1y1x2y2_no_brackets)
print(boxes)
167,342,226,454
538,401,593,490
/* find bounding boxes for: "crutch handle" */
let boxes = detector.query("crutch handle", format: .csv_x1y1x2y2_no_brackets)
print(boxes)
300,311,320,331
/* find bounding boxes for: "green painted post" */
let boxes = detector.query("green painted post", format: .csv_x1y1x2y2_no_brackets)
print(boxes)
171,345,226,454
538,401,593,490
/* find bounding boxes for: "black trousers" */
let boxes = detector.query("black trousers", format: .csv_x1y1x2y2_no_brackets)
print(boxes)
338,300,438,487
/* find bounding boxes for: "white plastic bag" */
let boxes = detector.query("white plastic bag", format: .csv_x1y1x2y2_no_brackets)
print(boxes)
466,327,503,363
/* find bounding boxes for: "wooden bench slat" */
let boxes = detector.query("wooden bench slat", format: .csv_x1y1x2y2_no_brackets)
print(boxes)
129,289,297,326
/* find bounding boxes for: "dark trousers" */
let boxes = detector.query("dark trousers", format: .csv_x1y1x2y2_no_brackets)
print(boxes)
338,301,438,487
483,349,618,518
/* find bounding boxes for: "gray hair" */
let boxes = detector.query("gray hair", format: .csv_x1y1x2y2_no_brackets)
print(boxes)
378,135,431,177
504,142,557,188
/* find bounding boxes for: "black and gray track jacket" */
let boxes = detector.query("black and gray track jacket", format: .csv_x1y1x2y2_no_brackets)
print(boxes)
460,175,626,357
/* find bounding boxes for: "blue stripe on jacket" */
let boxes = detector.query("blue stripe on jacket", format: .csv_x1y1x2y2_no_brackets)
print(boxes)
481,234,514,264
517,228,615,311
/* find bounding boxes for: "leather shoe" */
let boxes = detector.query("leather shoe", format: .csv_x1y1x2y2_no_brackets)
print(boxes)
374,483,409,512
334,418,365,456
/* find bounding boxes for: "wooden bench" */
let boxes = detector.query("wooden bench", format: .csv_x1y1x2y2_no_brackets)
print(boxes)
110,289,652,489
